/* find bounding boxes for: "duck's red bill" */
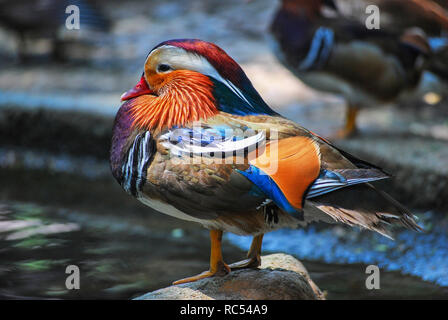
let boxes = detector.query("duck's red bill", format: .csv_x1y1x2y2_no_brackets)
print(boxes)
121,76,153,101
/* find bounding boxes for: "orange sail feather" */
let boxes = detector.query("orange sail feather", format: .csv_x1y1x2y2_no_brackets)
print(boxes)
250,136,321,209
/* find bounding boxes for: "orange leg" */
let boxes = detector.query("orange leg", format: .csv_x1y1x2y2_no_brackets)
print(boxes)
229,234,264,269
334,105,359,139
173,230,230,285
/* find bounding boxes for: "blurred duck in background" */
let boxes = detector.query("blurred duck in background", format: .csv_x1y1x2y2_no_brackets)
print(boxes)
270,0,448,138
0,0,110,62
334,0,448,36
334,0,448,91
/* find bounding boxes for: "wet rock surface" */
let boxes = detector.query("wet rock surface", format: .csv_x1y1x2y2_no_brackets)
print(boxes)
136,254,324,300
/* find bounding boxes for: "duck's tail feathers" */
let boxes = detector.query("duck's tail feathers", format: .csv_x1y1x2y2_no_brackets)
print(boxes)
308,183,423,239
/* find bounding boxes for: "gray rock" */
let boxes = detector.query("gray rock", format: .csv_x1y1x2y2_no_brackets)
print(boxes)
135,254,325,300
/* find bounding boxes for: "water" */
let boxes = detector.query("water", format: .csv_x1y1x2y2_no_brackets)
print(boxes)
0,202,169,299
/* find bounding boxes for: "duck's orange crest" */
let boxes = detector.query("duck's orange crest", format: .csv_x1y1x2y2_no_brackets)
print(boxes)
128,71,218,131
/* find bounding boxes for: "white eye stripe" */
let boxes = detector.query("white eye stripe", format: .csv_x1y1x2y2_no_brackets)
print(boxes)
147,45,254,108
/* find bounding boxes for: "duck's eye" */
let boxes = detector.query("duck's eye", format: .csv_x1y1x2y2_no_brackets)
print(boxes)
157,64,171,72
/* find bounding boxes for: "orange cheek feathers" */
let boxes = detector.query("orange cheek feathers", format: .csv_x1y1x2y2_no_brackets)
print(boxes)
129,71,219,131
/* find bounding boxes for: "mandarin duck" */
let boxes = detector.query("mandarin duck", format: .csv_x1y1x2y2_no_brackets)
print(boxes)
269,0,447,138
110,39,421,285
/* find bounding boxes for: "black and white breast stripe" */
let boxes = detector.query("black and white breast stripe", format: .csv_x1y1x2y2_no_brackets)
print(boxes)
121,131,156,197
299,26,334,71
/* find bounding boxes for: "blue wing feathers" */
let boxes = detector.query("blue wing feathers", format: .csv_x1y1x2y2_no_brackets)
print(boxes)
238,165,297,214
